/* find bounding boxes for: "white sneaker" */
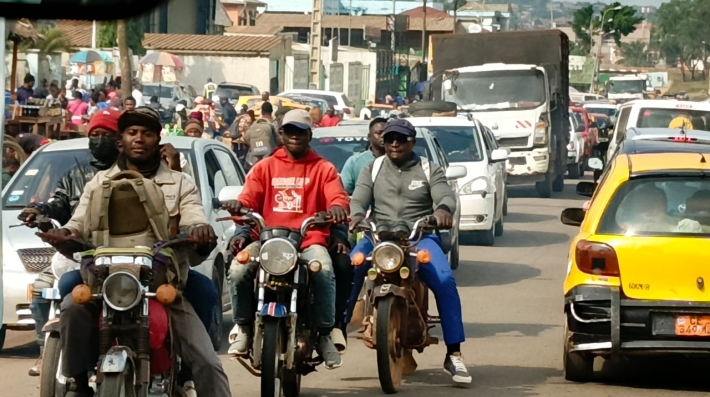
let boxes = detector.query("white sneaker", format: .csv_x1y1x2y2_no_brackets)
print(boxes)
228,324,251,356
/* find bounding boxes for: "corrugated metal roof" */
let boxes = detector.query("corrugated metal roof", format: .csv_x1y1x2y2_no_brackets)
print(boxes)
225,24,284,34
255,12,453,31
458,1,511,12
400,6,452,19
143,33,282,53
57,20,92,48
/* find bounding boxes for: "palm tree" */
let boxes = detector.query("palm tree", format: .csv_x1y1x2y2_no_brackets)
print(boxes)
19,27,72,85
620,41,650,67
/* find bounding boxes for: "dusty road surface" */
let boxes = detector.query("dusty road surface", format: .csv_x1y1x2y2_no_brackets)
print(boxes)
3,178,710,396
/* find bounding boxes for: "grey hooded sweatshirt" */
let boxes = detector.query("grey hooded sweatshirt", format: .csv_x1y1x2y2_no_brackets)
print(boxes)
350,153,457,224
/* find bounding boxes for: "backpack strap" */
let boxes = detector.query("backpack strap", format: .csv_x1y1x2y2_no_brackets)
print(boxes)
420,156,431,184
371,156,385,183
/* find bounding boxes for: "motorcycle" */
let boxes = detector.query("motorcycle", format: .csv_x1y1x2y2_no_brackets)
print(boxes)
219,210,336,397
37,231,203,396
351,216,445,394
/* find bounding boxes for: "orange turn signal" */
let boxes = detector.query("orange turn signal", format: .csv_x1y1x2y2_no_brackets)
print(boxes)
352,252,366,266
416,250,431,264
156,284,177,305
72,284,92,304
236,250,251,264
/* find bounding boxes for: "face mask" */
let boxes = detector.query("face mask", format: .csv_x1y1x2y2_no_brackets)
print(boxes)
89,135,119,164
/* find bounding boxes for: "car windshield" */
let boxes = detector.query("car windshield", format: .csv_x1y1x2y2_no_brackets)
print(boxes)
445,69,546,111
216,86,255,100
290,93,338,107
637,108,710,130
585,107,617,117
418,126,484,162
609,79,645,94
3,148,195,209
143,85,174,99
311,135,432,172
598,176,710,237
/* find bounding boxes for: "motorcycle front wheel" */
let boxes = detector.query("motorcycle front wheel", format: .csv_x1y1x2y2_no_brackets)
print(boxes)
40,333,65,397
261,318,286,397
376,296,404,394
98,361,137,397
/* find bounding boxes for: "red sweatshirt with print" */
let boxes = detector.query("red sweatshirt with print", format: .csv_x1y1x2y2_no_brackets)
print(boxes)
238,147,350,249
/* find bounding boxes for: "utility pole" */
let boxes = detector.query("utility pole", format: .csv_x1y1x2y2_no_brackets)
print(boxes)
422,0,427,61
309,0,323,89
348,0,352,46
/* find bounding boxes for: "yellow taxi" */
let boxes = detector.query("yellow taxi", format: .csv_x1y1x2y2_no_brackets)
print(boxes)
236,95,309,117
561,151,710,382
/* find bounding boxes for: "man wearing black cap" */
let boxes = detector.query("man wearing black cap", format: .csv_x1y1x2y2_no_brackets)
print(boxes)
339,117,386,195
347,118,472,386
44,107,231,397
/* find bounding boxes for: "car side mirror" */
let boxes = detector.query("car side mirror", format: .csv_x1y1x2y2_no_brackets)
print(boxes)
576,181,596,197
445,165,467,181
561,208,585,227
587,157,604,170
217,185,244,205
490,148,508,163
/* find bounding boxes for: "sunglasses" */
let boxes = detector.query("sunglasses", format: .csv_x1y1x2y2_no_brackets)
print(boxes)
384,133,412,144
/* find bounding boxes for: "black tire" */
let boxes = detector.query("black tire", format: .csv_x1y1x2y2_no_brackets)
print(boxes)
535,172,552,198
282,368,301,397
449,239,460,270
494,217,504,237
98,361,137,397
567,163,581,179
376,296,404,394
563,321,594,382
502,190,508,216
578,161,585,178
474,226,495,246
209,268,224,352
552,174,565,192
40,334,62,397
0,325,6,352
261,318,285,397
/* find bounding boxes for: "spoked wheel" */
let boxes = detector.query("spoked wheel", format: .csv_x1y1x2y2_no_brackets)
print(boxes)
376,296,404,394
261,318,286,397
282,368,301,397
98,361,137,397
40,334,65,397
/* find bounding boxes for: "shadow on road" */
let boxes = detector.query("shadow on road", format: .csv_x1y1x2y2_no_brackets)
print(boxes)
504,212,556,223
455,261,541,287
460,229,569,248
593,356,710,393
0,341,38,359
463,322,559,339
302,365,560,396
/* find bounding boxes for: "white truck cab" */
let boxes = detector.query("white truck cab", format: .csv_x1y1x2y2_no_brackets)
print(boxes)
606,74,652,104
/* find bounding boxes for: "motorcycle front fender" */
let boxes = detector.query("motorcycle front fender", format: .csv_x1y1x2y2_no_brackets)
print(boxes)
100,346,133,374
373,283,407,300
42,318,60,334
259,302,289,318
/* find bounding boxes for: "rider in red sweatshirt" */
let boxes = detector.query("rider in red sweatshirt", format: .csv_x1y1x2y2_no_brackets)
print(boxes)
223,109,349,369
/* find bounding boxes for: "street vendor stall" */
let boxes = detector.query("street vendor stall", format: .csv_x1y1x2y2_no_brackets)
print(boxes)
8,98,63,137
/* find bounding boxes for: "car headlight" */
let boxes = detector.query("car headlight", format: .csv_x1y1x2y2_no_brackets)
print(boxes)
567,140,575,151
51,252,79,279
260,238,298,276
102,272,143,311
372,242,405,272
534,120,548,145
460,177,489,195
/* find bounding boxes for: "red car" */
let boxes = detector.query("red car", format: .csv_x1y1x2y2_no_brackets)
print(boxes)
570,106,598,157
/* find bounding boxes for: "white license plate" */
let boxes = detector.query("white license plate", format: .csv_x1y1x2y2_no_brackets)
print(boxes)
598,138,609,143
42,288,61,300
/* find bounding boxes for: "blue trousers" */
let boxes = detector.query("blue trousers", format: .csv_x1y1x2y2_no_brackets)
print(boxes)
345,234,465,345
59,269,216,332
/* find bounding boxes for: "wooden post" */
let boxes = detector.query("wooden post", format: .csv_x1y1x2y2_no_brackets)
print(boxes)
10,40,18,93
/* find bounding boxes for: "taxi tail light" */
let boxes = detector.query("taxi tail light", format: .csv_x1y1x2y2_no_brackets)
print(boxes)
671,136,697,142
575,240,620,277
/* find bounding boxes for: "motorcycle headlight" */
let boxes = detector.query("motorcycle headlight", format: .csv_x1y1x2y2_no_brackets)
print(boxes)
260,238,298,276
102,272,143,311
372,242,405,273
460,177,489,195
51,252,79,279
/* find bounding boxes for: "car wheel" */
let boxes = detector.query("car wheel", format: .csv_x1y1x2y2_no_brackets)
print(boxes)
552,173,565,192
578,160,585,178
449,238,460,270
494,216,504,237
502,190,509,216
563,320,594,382
567,163,581,179
0,325,5,352
209,263,225,352
474,225,495,246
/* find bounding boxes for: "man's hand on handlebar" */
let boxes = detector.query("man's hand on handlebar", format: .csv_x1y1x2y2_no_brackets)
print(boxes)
433,209,453,229
190,225,217,246
328,205,349,224
348,214,366,232
222,200,243,214
18,206,43,227
230,236,247,253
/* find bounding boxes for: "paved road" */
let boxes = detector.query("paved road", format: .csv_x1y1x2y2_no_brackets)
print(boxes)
3,178,709,396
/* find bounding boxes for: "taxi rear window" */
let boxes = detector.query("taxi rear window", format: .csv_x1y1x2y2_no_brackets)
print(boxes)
636,107,710,131
598,176,710,237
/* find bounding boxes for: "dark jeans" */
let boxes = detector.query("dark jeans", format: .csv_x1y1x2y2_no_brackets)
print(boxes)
58,269,216,332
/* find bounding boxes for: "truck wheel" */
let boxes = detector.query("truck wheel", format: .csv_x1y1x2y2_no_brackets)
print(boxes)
535,173,552,198
567,163,580,179
0,325,6,352
552,174,565,192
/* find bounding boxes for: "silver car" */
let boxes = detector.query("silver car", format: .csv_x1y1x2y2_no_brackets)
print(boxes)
1,137,244,351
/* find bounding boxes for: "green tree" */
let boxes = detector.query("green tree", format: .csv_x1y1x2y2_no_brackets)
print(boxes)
653,0,710,80
571,2,643,54
19,27,71,54
620,41,651,67
97,18,145,56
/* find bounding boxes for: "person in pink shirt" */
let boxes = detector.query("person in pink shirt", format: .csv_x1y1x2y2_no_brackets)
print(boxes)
67,91,88,126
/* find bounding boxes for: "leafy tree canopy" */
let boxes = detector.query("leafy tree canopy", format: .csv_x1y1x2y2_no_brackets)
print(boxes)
571,2,643,54
97,18,145,56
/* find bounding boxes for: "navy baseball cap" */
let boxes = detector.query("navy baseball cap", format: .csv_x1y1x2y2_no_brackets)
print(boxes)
383,118,416,137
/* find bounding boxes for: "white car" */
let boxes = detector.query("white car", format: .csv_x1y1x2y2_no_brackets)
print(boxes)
0,137,244,351
582,101,619,123
278,89,356,120
411,116,508,246
567,115,585,179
